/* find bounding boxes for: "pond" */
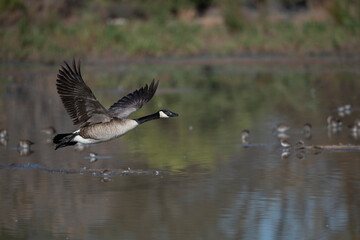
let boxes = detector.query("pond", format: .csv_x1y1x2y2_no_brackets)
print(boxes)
0,58,359,240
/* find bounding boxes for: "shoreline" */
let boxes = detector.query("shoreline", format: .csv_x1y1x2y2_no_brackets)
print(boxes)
1,53,359,68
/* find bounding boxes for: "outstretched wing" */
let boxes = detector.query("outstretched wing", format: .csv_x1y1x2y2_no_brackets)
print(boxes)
108,80,159,118
56,59,111,127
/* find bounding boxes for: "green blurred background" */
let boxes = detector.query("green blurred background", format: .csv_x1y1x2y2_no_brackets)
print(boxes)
0,0,359,62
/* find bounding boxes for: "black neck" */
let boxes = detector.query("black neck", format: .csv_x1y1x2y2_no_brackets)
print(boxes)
134,112,160,124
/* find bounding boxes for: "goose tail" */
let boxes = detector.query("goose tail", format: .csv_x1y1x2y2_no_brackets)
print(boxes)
53,133,77,150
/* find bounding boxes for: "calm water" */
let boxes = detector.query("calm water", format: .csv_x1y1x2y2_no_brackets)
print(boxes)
0,59,359,240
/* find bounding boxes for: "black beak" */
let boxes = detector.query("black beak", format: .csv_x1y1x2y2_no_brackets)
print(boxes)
169,111,179,117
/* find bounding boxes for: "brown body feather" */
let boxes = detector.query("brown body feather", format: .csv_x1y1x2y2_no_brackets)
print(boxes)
79,119,137,140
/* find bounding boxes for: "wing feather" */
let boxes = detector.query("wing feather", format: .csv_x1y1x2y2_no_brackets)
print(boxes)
56,59,111,127
108,80,159,118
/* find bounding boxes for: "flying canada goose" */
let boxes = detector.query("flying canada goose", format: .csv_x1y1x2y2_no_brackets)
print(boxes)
53,59,178,150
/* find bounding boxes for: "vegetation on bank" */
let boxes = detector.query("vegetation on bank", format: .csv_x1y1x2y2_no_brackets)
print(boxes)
0,0,359,62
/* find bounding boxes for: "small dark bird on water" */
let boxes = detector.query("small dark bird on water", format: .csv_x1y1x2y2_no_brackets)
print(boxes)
41,127,56,135
280,139,291,148
354,119,360,128
276,123,289,133
18,148,33,156
303,123,312,133
0,129,8,146
295,140,305,148
89,152,98,163
348,124,358,133
0,129,8,138
327,116,342,129
53,59,178,150
303,123,312,139
0,138,7,146
241,130,250,144
18,140,34,149
281,151,291,160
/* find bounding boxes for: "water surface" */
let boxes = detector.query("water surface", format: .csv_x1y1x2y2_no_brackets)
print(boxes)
0,59,359,240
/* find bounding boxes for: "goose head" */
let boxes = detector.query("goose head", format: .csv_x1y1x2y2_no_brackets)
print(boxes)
159,109,179,118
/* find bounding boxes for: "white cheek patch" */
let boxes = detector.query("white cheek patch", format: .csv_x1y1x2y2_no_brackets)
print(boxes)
159,111,169,118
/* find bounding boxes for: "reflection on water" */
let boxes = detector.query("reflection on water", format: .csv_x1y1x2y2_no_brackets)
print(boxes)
0,61,360,239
